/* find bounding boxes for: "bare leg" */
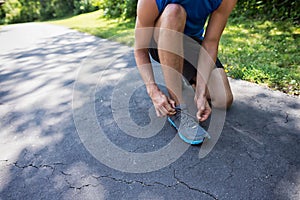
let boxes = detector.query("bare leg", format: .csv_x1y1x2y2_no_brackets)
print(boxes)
192,68,233,109
153,4,187,106
208,68,233,109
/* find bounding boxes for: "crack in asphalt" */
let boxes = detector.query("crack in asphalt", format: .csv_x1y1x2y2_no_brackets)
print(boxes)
10,162,70,179
12,162,66,171
224,159,235,182
64,179,99,190
14,163,45,169
60,171,72,176
173,170,218,200
285,113,289,123
93,175,154,187
10,162,99,191
8,161,217,198
93,171,218,199
93,171,217,199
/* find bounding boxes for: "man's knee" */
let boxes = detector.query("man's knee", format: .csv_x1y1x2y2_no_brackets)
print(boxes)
160,4,186,28
153,4,186,52
164,4,186,19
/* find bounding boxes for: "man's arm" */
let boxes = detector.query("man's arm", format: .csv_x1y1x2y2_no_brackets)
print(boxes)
134,0,158,81
134,0,176,117
195,0,237,121
202,0,237,63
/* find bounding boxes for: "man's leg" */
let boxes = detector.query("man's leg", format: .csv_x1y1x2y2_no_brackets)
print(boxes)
208,68,233,109
153,4,187,106
152,4,210,144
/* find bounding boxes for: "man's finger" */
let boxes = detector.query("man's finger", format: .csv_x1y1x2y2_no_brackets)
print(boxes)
196,106,206,121
159,106,169,117
165,102,176,114
155,110,160,117
168,98,176,109
196,110,202,121
201,111,210,121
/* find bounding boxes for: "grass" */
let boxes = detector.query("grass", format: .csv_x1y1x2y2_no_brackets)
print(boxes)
220,16,299,96
49,10,135,46
49,10,300,96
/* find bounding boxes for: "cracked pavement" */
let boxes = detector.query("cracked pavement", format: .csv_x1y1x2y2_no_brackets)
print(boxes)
0,23,300,200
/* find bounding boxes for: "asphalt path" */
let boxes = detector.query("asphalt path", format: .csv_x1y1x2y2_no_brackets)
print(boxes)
0,23,299,200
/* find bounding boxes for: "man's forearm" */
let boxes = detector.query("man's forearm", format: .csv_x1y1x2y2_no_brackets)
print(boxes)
134,48,157,94
196,40,218,96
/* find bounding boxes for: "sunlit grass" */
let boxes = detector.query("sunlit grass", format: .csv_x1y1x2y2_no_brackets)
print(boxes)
49,10,135,46
220,16,299,95
48,10,300,95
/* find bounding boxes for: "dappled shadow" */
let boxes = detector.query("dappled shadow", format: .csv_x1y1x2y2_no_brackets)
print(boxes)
0,23,299,199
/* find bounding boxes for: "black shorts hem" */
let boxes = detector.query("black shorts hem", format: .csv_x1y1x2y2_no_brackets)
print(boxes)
148,37,223,83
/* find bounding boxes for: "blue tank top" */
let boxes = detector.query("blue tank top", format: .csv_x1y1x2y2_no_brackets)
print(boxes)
155,0,222,39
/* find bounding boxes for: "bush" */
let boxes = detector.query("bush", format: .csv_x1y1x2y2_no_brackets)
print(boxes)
233,0,299,23
74,0,98,15
0,6,5,23
39,0,55,20
123,0,137,19
18,0,40,22
0,0,100,24
2,0,22,23
2,0,42,23
100,0,137,19
52,0,74,18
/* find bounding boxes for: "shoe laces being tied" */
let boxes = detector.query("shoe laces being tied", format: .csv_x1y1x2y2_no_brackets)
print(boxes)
174,106,211,139
176,108,197,128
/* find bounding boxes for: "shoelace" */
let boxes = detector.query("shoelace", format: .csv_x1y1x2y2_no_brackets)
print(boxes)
174,108,198,130
174,107,211,139
174,107,198,121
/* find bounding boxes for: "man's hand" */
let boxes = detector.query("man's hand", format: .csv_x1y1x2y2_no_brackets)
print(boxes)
147,83,176,117
194,88,211,122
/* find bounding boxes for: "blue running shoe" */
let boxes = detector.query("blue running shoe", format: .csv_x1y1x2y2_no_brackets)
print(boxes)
168,106,210,145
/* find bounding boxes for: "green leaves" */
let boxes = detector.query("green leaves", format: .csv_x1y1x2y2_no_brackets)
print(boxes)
232,0,299,23
99,0,137,19
0,0,99,24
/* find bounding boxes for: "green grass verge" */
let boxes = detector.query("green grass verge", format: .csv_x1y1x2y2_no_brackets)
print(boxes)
49,10,135,46
49,10,300,96
220,16,299,96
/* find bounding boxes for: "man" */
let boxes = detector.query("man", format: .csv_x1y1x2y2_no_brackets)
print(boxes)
134,0,236,144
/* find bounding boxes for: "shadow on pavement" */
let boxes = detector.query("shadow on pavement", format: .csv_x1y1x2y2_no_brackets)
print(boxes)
0,25,299,200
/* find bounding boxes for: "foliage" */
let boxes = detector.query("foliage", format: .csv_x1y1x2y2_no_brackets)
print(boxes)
52,0,74,18
233,0,299,23
39,0,55,20
100,0,122,18
0,0,299,23
74,0,99,15
99,0,137,19
99,0,299,22
123,0,137,19
19,0,41,22
1,0,22,23
0,0,99,24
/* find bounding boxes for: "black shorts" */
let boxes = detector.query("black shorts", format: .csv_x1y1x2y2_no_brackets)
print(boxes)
148,36,223,84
